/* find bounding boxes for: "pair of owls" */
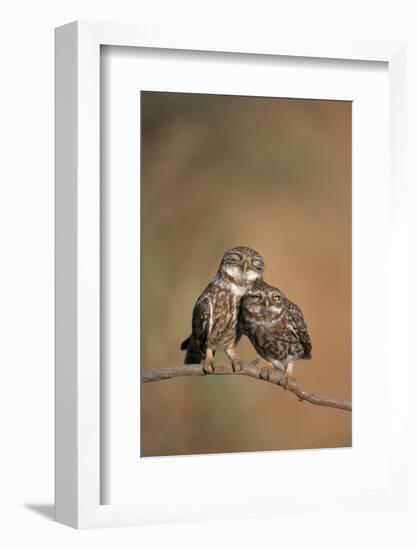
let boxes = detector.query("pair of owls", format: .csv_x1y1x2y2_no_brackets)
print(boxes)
181,246,312,385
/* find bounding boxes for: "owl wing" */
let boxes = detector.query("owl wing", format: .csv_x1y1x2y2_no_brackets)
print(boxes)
183,294,212,364
287,302,312,359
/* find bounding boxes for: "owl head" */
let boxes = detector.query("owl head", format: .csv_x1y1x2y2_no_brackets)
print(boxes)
241,279,287,318
219,246,264,285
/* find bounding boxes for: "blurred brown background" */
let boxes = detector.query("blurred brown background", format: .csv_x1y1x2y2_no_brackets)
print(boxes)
140,91,351,457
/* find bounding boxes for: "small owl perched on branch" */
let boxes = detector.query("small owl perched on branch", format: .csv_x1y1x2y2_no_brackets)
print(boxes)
181,246,264,372
240,279,312,386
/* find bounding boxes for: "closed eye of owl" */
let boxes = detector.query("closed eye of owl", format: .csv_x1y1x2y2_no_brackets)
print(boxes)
220,248,264,284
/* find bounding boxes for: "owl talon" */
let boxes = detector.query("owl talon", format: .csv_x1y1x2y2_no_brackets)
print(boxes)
280,373,295,389
231,359,243,372
203,364,214,375
259,366,272,381
202,360,215,375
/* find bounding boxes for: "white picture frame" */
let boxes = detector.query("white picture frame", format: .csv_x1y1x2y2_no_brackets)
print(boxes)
55,21,407,529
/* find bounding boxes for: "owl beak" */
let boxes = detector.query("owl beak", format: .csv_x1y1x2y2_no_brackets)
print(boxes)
241,260,248,273
262,297,270,307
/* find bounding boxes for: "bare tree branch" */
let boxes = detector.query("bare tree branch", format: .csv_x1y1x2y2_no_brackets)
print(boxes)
141,361,352,412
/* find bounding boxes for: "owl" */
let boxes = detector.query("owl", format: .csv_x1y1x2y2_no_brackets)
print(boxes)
181,246,264,372
239,279,312,385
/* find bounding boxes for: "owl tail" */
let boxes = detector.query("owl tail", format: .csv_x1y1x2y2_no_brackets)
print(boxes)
181,335,206,364
180,336,191,350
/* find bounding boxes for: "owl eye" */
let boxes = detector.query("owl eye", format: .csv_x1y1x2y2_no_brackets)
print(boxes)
252,260,263,271
273,294,281,302
250,293,261,301
228,253,242,262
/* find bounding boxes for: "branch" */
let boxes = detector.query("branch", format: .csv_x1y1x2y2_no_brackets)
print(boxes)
141,361,352,412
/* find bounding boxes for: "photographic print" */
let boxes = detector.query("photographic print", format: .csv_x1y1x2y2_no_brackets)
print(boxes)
140,91,352,457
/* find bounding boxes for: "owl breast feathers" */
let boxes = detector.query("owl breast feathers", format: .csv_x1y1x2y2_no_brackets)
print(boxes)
239,279,312,372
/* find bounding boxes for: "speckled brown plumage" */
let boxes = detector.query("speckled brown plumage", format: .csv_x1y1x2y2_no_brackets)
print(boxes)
239,279,312,383
181,246,264,371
